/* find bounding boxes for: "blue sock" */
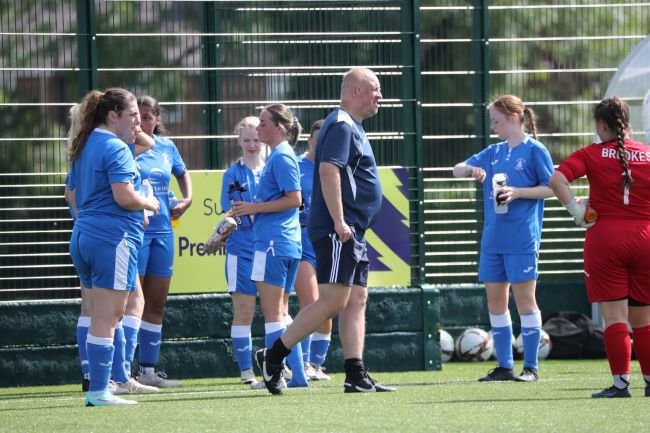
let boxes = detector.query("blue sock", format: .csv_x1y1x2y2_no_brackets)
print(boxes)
300,335,312,363
264,322,285,349
111,322,130,383
310,332,331,366
76,316,90,378
231,325,253,371
490,312,514,370
86,334,114,392
520,311,542,370
138,320,163,368
122,315,141,375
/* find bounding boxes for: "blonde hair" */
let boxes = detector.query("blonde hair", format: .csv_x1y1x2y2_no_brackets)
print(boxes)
234,116,260,136
66,103,82,149
489,94,538,140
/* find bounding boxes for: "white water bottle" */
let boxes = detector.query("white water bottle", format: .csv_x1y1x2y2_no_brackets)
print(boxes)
492,173,508,214
141,179,154,217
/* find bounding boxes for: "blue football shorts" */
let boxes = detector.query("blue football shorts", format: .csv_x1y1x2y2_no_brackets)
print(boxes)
137,233,174,277
251,249,299,294
70,228,138,291
226,253,258,296
301,227,317,268
479,251,538,283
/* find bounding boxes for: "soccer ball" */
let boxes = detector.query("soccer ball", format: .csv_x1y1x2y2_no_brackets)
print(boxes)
487,330,516,359
514,329,552,360
455,327,493,361
439,329,454,363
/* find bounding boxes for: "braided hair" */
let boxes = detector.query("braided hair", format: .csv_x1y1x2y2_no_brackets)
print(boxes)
594,97,632,190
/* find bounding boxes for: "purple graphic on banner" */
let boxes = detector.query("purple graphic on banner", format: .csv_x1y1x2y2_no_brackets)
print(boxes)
368,168,411,271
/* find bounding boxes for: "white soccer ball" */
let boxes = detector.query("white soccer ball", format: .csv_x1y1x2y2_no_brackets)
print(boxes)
514,329,552,360
455,327,493,361
439,329,455,363
487,330,516,359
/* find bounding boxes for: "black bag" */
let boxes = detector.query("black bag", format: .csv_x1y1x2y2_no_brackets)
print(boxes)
542,311,606,359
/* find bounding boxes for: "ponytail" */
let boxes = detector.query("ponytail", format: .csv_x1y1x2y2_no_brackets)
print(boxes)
615,116,632,189
264,103,301,147
523,107,538,140
287,117,302,147
68,90,101,163
68,88,136,163
490,95,538,139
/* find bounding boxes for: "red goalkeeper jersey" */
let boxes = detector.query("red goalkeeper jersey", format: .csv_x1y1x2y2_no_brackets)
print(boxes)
556,138,650,220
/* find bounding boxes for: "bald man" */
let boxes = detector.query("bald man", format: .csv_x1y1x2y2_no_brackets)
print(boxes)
256,68,396,394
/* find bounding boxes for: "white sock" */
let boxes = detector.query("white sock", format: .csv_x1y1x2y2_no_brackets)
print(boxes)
613,374,630,389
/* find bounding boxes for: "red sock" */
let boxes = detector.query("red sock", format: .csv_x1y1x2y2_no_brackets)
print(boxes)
604,322,631,375
632,325,650,376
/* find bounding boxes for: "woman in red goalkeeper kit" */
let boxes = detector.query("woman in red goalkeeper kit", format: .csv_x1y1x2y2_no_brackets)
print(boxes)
551,96,650,398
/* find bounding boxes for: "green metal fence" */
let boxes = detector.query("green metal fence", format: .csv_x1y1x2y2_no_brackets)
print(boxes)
1,0,649,300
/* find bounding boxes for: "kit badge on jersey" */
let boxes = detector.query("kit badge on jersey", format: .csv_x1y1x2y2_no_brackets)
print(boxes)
515,158,526,171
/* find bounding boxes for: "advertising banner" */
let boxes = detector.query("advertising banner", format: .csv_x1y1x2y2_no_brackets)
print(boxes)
169,167,410,293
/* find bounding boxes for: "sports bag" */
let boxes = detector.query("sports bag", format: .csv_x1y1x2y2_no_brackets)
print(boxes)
542,311,606,359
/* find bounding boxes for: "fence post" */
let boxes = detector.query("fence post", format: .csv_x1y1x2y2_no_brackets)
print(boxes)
76,0,97,97
201,2,222,169
422,285,441,370
401,0,425,288
472,0,490,152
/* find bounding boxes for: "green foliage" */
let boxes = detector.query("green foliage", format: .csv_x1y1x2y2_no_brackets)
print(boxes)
420,1,649,166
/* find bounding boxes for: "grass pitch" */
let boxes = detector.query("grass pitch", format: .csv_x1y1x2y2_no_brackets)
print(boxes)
1,360,647,433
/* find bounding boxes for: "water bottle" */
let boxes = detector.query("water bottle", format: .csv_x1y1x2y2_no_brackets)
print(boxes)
141,179,154,217
492,173,508,214
227,181,253,230
168,191,180,229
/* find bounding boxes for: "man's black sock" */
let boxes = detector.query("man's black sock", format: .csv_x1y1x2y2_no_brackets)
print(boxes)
267,337,291,365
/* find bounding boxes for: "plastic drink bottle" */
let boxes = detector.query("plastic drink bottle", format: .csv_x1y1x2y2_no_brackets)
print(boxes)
492,173,508,214
168,190,180,228
228,181,253,230
141,179,154,217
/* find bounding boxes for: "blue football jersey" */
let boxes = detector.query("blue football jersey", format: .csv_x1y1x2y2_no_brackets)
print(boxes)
466,136,554,254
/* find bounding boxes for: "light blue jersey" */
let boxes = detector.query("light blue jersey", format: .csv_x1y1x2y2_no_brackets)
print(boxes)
297,153,314,226
220,159,262,257
253,141,302,259
72,128,144,248
298,154,316,266
136,135,187,236
466,136,553,254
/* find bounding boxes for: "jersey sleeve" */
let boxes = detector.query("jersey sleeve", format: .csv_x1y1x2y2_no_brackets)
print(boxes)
533,145,554,186
273,153,301,194
66,164,76,189
105,139,137,184
170,140,187,177
465,145,492,169
320,122,352,168
556,147,588,183
220,166,236,211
